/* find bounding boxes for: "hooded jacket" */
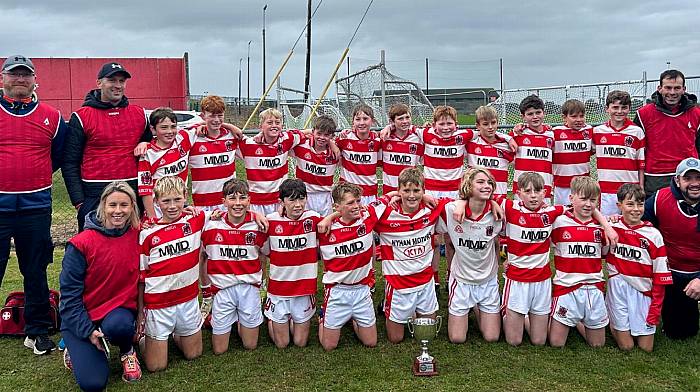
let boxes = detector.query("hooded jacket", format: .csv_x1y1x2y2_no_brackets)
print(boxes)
634,91,700,175
61,90,151,206
0,89,69,212
59,210,139,339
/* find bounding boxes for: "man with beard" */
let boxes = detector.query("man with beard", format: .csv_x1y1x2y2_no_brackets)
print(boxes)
634,70,700,196
644,157,700,339
61,62,151,231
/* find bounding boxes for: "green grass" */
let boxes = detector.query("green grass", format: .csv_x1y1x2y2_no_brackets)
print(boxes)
1,249,699,391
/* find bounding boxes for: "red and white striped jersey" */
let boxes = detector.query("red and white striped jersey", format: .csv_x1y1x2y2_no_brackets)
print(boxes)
189,129,238,207
336,130,381,196
511,126,554,197
504,199,564,282
593,119,645,194
552,125,593,188
139,213,206,309
201,212,267,290
238,131,304,205
318,207,384,286
137,129,197,197
467,134,515,197
551,212,605,296
263,210,321,297
292,137,339,193
437,201,502,284
381,127,424,193
418,127,474,192
373,197,450,293
606,220,672,295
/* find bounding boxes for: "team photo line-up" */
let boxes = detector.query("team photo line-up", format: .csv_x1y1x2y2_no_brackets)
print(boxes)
3,54,700,390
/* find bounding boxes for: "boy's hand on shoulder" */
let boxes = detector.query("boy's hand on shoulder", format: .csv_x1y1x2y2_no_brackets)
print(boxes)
209,209,224,220
379,124,393,141
508,138,518,152
511,123,525,136
194,124,208,136
452,199,468,223
133,142,149,157
490,200,505,221
222,123,244,139
183,206,201,216
603,225,618,249
422,194,437,209
253,212,269,232
253,132,264,144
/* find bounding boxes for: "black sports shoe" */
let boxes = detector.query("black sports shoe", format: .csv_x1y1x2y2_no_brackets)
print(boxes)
24,334,56,355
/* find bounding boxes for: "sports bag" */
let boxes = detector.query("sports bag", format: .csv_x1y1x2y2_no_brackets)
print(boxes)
0,290,60,335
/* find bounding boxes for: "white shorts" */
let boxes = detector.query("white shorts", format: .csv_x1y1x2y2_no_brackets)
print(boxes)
264,294,316,324
447,275,501,316
360,195,377,206
553,186,571,206
322,284,376,330
502,278,551,316
384,280,439,324
145,297,203,341
599,193,620,217
606,276,656,336
250,203,279,216
425,190,458,200
307,191,333,217
211,284,264,335
551,285,609,329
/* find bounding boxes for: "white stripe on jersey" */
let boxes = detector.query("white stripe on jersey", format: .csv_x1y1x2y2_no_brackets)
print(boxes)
145,264,199,295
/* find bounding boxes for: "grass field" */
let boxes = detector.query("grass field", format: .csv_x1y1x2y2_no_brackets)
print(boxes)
0,249,699,392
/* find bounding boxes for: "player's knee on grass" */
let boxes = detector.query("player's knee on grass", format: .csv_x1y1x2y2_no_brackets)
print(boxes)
585,328,605,348
386,320,405,344
270,321,291,348
637,335,654,353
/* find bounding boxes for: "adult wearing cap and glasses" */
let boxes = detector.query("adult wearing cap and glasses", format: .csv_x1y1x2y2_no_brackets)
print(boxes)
0,55,70,354
61,62,151,231
643,157,700,339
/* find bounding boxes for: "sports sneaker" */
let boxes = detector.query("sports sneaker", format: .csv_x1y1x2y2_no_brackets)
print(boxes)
24,334,56,355
120,350,142,383
63,349,73,371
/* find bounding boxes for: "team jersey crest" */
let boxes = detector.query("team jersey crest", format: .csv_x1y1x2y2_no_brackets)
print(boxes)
519,216,527,225
486,225,493,236
546,138,553,148
178,146,187,157
409,144,418,154
255,147,263,156
151,235,160,245
275,225,284,234
562,230,572,240
454,225,464,234
368,141,375,151
357,224,367,237
303,218,314,233
140,171,152,185
582,130,590,139
600,136,607,144
624,136,634,147
245,232,256,245
594,229,602,243
182,223,192,236
215,233,224,242
455,135,463,145
225,140,234,151
639,238,649,249
277,144,284,154
199,145,207,152
541,214,550,226
556,306,568,317
328,233,336,242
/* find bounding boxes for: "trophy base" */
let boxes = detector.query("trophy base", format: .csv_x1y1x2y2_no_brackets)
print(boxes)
412,358,438,377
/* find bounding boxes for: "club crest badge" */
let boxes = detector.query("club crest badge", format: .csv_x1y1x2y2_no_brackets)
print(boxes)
303,219,314,233
455,135,463,145
357,224,367,237
215,233,224,243
594,229,602,243
519,216,527,225
582,130,590,139
409,144,418,154
562,231,572,240
639,238,649,249
275,225,284,234
182,223,192,236
329,233,336,242
152,236,160,245
140,171,152,185
541,214,550,226
454,225,464,234
255,147,263,156
600,136,607,144
245,232,256,245
225,140,234,151
486,226,494,236
624,136,634,147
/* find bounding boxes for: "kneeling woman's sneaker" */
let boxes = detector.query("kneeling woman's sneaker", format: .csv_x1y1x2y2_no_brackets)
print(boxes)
120,350,142,383
63,349,73,370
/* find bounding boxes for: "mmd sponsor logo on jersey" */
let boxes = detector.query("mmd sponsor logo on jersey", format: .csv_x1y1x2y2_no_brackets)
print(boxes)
334,241,364,256
259,157,282,168
158,240,191,258
204,155,230,165
219,247,248,259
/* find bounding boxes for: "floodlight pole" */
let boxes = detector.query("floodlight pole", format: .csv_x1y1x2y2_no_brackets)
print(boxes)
238,58,242,115
262,5,267,98
247,40,251,106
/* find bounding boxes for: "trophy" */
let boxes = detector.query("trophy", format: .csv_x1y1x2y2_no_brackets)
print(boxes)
407,316,442,376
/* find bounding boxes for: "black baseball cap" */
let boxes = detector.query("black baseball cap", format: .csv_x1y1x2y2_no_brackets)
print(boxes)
2,55,35,73
97,62,131,79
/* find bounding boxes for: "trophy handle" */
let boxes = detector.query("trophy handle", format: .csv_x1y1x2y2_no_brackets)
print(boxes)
435,315,442,335
407,317,414,335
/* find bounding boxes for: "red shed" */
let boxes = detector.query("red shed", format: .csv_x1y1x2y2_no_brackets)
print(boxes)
0,54,189,117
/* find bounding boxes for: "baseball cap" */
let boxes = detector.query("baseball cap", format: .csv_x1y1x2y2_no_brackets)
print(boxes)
97,62,131,79
2,55,35,73
675,157,700,176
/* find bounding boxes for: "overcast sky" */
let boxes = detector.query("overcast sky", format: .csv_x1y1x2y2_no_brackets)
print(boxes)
5,0,700,98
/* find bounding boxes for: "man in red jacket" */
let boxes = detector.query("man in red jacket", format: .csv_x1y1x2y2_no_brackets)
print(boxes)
634,69,700,196
644,157,700,339
61,62,151,231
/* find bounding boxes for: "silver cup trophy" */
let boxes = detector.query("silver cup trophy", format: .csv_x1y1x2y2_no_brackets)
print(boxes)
407,316,442,376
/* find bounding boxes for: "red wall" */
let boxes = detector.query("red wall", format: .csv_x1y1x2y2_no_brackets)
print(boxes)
0,57,188,117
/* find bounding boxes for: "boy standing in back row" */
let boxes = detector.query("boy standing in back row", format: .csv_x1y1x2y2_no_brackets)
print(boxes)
552,99,594,206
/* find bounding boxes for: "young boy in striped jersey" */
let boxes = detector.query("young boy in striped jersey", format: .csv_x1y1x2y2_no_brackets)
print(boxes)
336,104,381,205
549,176,608,348
375,168,450,343
593,91,645,216
137,176,206,372
292,115,339,216
238,108,305,215
605,183,671,352
380,104,424,193
467,106,515,200
510,95,554,203
317,182,379,351
552,100,594,206
262,178,321,348
189,95,239,212
201,179,267,354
